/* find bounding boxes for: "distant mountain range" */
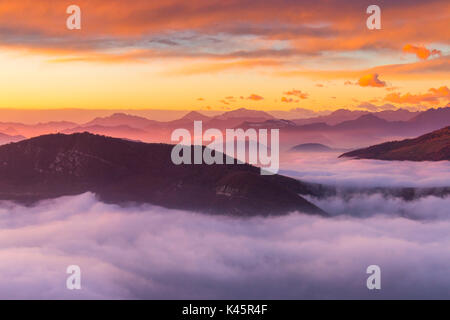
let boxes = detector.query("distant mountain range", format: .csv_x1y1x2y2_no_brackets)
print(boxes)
84,113,161,129
0,121,77,138
0,132,25,145
240,107,450,148
0,106,448,150
292,108,420,126
215,108,274,120
245,107,450,133
340,126,450,161
0,133,325,216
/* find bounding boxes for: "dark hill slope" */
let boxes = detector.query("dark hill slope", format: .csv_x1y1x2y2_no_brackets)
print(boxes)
0,133,325,216
340,126,450,161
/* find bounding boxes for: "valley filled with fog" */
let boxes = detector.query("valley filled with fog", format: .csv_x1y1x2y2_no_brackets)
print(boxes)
0,153,449,299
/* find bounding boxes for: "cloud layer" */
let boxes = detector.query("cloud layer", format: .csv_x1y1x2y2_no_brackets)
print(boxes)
1,0,448,66
280,152,450,188
0,191,449,299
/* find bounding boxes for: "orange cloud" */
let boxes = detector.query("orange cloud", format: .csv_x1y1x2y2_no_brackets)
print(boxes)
283,89,308,99
281,97,299,103
357,73,386,88
384,86,450,104
403,44,442,60
0,0,448,63
247,94,264,101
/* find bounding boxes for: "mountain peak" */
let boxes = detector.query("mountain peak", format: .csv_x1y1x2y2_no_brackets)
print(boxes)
216,108,274,120
181,111,211,121
357,113,386,122
331,109,366,116
84,113,158,129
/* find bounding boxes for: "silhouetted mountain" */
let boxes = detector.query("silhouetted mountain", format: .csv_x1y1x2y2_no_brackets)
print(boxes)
293,109,369,126
340,126,450,161
290,143,334,152
288,111,448,137
214,108,274,120
375,108,420,121
1,127,20,136
0,133,325,216
334,114,391,130
198,108,276,130
356,103,396,112
1,107,446,152
165,111,212,128
62,125,149,141
0,121,78,137
181,111,211,122
408,107,450,132
292,107,420,125
240,119,297,129
0,132,26,145
84,113,161,129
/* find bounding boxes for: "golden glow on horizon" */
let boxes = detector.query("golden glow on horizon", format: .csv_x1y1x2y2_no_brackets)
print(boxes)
0,51,448,111
0,0,448,111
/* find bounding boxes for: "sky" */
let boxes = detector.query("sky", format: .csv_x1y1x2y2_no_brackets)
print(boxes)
0,0,449,112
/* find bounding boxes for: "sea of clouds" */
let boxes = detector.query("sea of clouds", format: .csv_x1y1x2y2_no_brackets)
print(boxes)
0,190,449,299
280,152,450,187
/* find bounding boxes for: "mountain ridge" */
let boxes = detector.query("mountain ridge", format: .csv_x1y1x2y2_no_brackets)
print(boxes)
340,126,450,161
0,132,326,216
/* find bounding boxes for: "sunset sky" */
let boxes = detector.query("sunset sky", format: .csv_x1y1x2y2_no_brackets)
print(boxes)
0,0,449,112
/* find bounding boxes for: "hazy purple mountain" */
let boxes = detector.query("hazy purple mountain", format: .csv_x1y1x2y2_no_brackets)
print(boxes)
165,111,212,128
62,125,149,140
408,107,450,132
214,108,274,120
291,108,421,126
0,121,78,137
181,111,212,122
333,114,392,130
239,119,298,129
289,143,347,153
83,113,161,129
0,107,446,149
375,108,420,121
292,109,369,126
0,132,26,145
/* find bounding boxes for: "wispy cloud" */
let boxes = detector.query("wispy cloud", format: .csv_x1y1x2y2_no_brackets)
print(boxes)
385,86,450,104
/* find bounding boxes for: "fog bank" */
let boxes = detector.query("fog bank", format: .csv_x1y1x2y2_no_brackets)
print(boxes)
0,193,449,299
